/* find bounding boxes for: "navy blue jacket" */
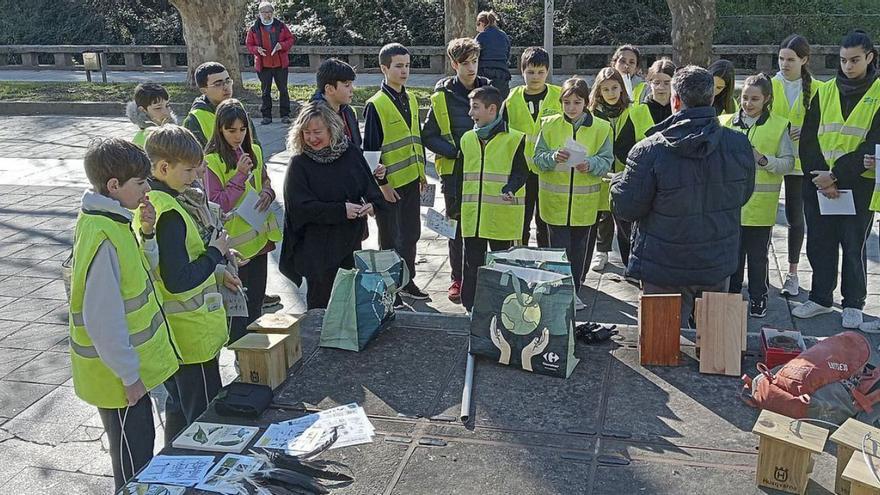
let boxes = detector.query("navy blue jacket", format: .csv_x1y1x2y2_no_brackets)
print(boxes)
475,26,511,73
610,106,755,286
310,91,362,149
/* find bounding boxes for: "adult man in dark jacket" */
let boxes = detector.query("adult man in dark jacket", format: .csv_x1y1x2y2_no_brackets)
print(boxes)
611,65,755,326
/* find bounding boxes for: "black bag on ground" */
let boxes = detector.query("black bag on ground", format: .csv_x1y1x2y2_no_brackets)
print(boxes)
214,382,274,418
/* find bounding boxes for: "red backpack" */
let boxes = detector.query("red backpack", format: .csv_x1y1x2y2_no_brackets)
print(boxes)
742,331,880,422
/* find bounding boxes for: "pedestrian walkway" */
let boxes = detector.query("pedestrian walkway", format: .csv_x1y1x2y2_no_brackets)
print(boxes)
0,114,877,492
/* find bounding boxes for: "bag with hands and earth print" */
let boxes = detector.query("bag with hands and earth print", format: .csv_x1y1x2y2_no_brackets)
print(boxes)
469,262,579,378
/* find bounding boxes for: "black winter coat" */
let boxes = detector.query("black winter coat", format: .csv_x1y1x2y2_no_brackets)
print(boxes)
610,106,755,286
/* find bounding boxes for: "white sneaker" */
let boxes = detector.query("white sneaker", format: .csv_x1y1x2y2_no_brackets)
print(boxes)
590,252,608,271
842,308,864,329
792,301,833,319
575,296,587,311
780,273,799,297
859,319,880,333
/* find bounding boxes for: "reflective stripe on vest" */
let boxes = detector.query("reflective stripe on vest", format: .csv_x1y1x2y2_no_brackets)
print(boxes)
536,114,609,226
68,213,178,409
135,190,228,364
429,91,456,176
505,84,563,173
459,129,526,240
721,113,789,226
205,145,282,259
816,79,880,210
771,77,825,173
366,91,425,188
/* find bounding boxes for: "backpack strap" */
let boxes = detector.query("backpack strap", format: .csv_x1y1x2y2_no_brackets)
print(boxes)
853,367,880,413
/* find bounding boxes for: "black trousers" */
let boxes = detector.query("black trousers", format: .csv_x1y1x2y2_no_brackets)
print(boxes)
548,224,592,293
306,252,355,310
784,175,806,265
257,66,290,118
462,237,513,311
803,179,874,309
523,171,549,247
593,210,633,266
163,358,222,445
441,174,463,282
479,67,511,101
230,252,268,343
376,179,422,281
729,226,772,300
98,394,156,489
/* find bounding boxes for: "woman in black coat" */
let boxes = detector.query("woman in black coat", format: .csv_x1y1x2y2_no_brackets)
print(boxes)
280,101,385,309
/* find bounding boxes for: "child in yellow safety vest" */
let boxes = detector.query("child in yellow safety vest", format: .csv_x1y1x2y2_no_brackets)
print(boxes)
586,68,636,276
70,139,179,489
720,74,794,318
533,77,613,311
709,59,739,117
610,44,647,104
204,98,281,342
127,83,176,149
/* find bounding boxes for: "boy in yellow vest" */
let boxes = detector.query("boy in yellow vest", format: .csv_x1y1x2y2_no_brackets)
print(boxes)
70,139,179,489
364,43,429,302
182,61,261,148
127,83,176,148
460,86,528,311
422,37,490,304
136,125,240,444
504,47,562,248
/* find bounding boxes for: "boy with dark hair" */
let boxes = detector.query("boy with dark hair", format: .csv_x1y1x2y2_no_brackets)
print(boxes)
127,83,176,148
182,61,259,147
460,86,528,311
311,57,361,148
422,37,489,303
364,43,429,301
505,47,562,248
135,124,240,443
71,138,179,489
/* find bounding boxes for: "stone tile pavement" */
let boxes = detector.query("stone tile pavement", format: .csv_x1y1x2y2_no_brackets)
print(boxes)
0,114,878,492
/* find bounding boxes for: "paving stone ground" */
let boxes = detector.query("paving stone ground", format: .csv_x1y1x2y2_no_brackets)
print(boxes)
0,114,878,492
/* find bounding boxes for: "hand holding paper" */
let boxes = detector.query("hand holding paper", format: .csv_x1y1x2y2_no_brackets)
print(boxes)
564,138,588,168
817,189,855,215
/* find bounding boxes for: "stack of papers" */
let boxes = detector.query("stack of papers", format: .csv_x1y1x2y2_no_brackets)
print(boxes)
137,455,215,486
195,454,266,494
121,483,186,495
255,403,375,455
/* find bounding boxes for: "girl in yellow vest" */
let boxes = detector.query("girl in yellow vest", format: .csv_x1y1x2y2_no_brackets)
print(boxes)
709,59,739,116
798,30,880,330
772,35,824,298
610,44,646,104
720,74,794,318
204,99,281,342
586,68,636,276
533,77,613,311
627,59,676,141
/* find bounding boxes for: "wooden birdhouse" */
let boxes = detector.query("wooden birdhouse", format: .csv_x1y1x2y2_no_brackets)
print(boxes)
752,409,829,494
830,418,880,495
248,313,303,369
228,333,289,390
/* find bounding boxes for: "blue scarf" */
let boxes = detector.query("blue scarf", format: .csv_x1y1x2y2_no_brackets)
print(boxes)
474,111,503,140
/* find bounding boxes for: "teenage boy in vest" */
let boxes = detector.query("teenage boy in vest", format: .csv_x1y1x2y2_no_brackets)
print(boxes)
136,125,239,443
70,138,179,489
312,57,362,148
364,43,429,301
460,86,528,311
504,47,563,247
182,61,260,148
127,83,176,148
422,37,490,304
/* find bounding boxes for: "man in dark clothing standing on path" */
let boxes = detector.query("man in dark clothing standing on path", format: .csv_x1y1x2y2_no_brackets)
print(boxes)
245,1,295,125
611,65,755,327
475,11,511,100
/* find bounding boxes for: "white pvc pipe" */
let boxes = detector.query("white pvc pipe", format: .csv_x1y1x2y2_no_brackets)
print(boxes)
460,351,475,422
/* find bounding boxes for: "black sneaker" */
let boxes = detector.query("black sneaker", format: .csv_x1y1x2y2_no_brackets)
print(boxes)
261,117,272,125
393,294,406,309
400,283,430,300
262,294,281,309
749,297,767,318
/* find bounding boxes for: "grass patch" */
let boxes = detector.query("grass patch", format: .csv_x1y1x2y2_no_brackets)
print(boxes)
0,82,432,108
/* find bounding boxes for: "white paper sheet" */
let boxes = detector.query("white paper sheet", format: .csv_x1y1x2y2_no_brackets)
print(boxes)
621,73,634,99
254,403,375,455
122,483,186,495
137,455,215,486
234,190,270,230
363,151,381,172
564,138,587,168
817,189,856,215
420,183,436,207
425,208,458,239
194,454,265,494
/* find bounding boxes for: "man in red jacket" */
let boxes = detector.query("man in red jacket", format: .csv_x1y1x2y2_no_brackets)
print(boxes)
245,2,296,125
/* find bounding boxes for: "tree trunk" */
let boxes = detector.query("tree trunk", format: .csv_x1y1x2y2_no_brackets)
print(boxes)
665,0,716,67
169,0,249,88
444,0,477,74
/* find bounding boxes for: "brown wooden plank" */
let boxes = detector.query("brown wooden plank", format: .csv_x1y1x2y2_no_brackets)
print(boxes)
638,294,681,366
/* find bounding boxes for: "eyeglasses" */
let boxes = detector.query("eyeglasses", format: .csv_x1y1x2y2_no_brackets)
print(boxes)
209,78,234,88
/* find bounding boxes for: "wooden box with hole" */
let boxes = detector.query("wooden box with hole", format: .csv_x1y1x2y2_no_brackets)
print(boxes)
228,333,289,389
752,409,829,494
830,418,880,495
247,313,303,369
843,452,880,495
